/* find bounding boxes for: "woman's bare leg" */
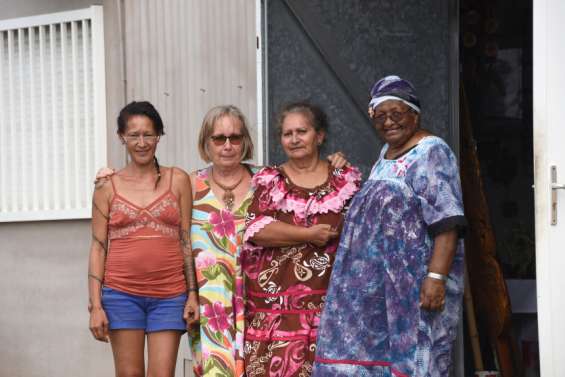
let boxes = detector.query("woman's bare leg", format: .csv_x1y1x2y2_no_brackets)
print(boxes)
109,329,146,377
146,330,182,377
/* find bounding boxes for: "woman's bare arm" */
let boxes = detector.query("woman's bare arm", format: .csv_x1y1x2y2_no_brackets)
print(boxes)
427,230,458,276
419,229,458,311
176,168,199,326
88,180,112,342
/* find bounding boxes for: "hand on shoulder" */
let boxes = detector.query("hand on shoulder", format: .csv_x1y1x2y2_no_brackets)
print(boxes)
93,167,116,188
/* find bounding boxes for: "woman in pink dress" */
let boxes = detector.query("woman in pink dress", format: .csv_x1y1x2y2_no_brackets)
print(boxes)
242,102,361,377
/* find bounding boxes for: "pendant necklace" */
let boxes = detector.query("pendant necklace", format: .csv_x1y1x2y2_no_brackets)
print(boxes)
210,168,245,211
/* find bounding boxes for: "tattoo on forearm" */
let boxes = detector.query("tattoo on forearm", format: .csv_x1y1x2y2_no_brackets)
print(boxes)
92,200,109,220
88,273,103,284
184,255,197,291
92,234,108,253
179,229,197,291
180,229,191,250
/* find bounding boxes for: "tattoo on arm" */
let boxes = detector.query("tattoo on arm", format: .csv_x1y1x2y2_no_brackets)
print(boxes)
180,229,197,291
92,234,108,254
88,273,103,285
92,200,109,220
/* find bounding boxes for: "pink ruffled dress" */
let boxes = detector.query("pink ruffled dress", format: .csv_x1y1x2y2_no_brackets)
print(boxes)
241,165,361,377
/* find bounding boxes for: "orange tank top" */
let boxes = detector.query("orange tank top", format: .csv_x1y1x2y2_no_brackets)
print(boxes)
104,168,187,298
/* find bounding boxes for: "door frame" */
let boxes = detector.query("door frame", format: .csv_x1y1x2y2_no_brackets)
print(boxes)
534,0,565,375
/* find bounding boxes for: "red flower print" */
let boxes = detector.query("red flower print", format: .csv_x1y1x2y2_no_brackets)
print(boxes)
203,301,231,332
209,209,235,237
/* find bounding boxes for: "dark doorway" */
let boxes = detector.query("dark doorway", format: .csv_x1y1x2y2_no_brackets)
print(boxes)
460,0,538,375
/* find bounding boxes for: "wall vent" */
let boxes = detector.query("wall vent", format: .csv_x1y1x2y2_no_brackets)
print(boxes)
0,6,107,222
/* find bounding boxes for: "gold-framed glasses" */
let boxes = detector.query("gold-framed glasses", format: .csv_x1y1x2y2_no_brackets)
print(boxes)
371,109,412,126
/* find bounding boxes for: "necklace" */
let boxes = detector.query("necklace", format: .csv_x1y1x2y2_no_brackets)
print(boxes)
210,168,246,211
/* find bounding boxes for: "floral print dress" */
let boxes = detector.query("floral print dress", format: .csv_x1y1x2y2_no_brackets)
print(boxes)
242,165,361,377
312,136,467,377
190,165,258,377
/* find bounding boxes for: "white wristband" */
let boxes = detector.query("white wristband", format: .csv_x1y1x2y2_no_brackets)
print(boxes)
426,272,448,282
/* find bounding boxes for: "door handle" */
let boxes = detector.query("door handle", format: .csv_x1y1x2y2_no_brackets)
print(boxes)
551,165,565,225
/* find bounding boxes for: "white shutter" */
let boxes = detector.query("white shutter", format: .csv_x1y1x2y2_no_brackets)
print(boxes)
0,6,107,222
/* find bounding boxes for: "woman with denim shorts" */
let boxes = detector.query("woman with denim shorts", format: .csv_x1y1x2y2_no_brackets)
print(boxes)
87,101,199,377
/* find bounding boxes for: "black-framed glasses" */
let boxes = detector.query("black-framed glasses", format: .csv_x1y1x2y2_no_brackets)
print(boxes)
371,109,412,126
210,134,244,146
123,134,159,144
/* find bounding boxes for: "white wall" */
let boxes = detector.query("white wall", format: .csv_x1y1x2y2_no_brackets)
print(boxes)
0,0,99,19
120,0,259,172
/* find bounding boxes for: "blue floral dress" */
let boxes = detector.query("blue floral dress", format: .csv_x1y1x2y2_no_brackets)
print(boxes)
312,136,466,377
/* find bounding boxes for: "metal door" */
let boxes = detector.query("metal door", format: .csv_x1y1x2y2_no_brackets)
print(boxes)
263,0,459,176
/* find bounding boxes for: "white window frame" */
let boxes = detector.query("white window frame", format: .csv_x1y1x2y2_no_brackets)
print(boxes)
0,6,107,222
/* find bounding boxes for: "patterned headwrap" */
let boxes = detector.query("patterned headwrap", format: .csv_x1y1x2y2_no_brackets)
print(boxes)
368,75,420,113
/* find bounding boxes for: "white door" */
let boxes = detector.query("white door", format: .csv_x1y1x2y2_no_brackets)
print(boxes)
534,0,565,375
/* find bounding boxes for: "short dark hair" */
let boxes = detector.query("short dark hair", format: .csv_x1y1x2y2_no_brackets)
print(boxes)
277,101,329,135
117,101,165,135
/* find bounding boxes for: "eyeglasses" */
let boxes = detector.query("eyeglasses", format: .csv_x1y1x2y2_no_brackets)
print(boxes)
210,134,244,146
371,109,412,126
123,134,159,144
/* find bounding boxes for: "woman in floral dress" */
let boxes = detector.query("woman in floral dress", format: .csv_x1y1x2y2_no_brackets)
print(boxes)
189,105,350,377
242,102,361,377
313,76,467,377
189,105,255,377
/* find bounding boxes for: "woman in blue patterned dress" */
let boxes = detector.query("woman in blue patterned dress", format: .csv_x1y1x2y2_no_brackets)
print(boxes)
313,75,467,377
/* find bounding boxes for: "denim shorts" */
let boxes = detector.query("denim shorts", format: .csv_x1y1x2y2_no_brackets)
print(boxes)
101,287,187,333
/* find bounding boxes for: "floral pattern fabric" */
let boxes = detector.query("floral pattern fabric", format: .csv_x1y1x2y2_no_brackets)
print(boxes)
242,165,361,377
190,166,258,377
312,136,466,377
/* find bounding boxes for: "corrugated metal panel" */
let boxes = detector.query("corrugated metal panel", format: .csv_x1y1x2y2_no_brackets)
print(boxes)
122,0,258,172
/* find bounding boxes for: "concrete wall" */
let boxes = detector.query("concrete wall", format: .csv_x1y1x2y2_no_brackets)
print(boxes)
0,1,257,376
0,220,113,377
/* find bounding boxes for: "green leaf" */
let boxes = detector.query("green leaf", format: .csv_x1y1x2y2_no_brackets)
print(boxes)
203,357,231,377
201,222,213,232
215,264,234,290
219,265,235,292
212,330,224,345
223,278,234,293
203,358,215,374
201,264,221,280
218,236,229,250
234,197,252,216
